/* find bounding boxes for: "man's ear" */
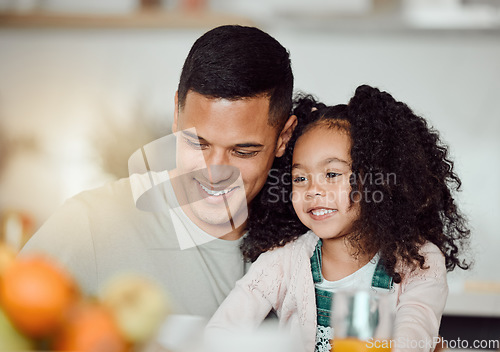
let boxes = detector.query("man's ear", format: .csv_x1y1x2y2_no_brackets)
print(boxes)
275,115,297,157
172,91,179,133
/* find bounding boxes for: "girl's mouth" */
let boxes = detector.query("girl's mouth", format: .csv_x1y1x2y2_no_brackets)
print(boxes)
308,207,337,220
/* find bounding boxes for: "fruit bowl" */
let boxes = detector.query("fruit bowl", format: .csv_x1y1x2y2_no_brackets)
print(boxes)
0,243,170,352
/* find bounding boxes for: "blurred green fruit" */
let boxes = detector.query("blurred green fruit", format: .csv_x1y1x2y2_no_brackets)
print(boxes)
100,275,170,343
0,306,35,351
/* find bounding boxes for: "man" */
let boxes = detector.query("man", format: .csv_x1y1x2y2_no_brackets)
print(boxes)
21,25,296,319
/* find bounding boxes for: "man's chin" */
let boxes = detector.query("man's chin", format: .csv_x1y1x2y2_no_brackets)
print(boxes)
189,203,247,236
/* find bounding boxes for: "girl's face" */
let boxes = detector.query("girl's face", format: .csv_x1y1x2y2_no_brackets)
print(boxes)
291,124,359,240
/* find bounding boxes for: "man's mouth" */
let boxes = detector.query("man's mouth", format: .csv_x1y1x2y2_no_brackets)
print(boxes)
198,181,238,197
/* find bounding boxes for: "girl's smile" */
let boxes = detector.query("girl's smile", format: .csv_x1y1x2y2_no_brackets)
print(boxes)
307,207,338,221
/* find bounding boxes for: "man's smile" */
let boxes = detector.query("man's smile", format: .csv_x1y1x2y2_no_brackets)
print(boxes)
197,180,239,197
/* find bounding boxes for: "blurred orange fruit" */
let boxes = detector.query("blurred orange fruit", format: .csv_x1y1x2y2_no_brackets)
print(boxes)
0,254,79,338
53,302,129,352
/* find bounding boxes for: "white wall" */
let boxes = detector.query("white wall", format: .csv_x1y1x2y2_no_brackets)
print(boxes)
0,26,498,289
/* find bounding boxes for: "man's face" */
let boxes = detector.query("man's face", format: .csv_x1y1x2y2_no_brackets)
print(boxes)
172,90,295,239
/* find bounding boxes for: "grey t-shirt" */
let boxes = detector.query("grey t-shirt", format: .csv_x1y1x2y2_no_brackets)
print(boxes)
21,177,248,319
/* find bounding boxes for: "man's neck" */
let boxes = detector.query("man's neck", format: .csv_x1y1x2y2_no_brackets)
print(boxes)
218,222,246,241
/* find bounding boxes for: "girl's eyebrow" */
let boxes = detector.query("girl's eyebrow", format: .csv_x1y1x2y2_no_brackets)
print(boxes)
292,157,350,171
324,157,350,166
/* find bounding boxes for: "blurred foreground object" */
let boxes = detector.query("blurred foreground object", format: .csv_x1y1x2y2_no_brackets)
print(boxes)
0,210,35,250
0,244,171,351
0,243,36,351
100,274,171,344
331,290,394,352
157,314,207,352
204,321,302,352
53,302,129,352
0,254,79,338
0,242,16,276
0,306,35,351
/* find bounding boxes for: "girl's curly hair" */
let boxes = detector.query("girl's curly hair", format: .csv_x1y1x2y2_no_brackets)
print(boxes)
242,85,471,282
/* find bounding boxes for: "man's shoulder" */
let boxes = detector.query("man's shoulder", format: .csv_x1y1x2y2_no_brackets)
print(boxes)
72,177,133,206
55,177,155,230
26,178,141,239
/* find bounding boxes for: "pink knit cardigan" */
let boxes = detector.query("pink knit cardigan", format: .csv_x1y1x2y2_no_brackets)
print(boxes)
206,231,448,352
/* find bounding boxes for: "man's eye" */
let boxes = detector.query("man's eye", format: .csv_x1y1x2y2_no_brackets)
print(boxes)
185,138,206,150
292,176,307,183
233,150,258,158
326,172,341,178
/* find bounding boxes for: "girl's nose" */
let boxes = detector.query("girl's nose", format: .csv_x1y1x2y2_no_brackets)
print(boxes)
305,176,326,198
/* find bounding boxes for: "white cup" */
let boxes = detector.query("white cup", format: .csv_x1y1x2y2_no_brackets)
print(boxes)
156,314,207,352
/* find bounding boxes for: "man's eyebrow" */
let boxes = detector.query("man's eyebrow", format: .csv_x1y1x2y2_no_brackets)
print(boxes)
181,130,263,148
181,130,206,142
235,143,264,148
291,163,302,170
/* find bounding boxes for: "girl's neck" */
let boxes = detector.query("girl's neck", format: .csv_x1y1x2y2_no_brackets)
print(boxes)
320,236,375,282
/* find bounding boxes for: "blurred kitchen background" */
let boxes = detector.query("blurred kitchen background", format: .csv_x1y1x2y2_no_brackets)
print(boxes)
0,0,499,346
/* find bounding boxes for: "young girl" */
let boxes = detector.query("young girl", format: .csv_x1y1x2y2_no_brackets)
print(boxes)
206,85,470,352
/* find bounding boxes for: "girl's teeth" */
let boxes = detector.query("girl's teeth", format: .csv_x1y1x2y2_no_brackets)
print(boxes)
200,183,232,196
311,209,336,216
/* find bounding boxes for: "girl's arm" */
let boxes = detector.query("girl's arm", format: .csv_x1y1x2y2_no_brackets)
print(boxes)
393,242,448,352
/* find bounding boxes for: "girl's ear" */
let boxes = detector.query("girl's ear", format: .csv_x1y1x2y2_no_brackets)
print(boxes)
275,115,297,157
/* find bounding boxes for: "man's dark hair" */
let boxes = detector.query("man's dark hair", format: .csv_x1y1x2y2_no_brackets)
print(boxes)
178,25,293,127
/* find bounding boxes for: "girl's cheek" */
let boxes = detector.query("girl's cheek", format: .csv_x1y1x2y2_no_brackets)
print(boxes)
291,190,301,210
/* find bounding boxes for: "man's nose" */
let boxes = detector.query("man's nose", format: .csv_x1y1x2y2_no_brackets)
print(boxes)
205,165,239,185
203,151,235,185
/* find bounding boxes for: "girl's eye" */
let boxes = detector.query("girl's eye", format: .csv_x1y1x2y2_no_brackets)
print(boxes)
326,172,341,178
292,176,308,183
